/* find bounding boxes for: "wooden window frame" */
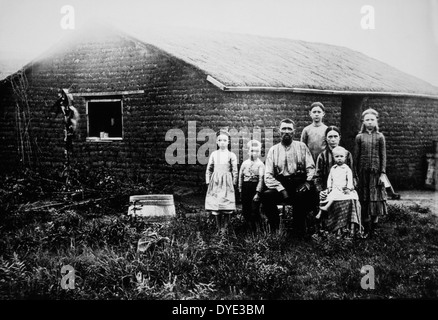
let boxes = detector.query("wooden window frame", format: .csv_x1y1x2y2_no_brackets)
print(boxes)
86,98,124,142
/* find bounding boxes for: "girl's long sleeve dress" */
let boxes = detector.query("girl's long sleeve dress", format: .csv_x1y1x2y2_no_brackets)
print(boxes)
205,149,238,211
354,130,387,219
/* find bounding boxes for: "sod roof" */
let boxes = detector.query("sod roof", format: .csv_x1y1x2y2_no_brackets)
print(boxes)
119,23,438,96
5,22,438,97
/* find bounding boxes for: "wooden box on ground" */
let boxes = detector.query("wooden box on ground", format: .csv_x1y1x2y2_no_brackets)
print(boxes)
128,194,176,220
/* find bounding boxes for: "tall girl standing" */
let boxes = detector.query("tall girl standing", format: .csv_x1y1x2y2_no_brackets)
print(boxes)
205,130,238,234
354,108,387,238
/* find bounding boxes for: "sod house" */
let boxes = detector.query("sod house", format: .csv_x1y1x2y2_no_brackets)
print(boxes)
1,22,438,190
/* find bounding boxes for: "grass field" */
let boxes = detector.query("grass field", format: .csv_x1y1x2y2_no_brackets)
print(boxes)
1,169,437,300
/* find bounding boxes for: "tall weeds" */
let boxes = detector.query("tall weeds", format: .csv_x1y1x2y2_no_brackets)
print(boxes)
1,171,437,299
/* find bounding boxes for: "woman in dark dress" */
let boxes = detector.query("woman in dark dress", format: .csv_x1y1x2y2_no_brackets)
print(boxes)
314,126,362,237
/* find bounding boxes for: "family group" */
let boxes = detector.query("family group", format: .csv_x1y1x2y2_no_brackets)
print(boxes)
205,102,394,240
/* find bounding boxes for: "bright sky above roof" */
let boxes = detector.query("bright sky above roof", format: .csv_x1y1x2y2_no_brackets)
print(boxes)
1,0,437,86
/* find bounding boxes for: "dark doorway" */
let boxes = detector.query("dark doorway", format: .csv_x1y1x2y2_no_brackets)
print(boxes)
340,96,365,153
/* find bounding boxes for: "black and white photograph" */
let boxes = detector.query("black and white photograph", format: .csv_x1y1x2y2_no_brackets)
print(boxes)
0,0,437,312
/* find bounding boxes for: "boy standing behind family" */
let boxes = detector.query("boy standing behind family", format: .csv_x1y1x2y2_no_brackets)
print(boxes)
301,102,328,162
301,102,328,225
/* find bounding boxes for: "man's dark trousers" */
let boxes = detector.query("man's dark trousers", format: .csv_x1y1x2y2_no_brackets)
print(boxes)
262,178,311,237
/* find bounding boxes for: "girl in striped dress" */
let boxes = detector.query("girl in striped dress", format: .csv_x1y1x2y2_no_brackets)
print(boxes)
354,108,387,238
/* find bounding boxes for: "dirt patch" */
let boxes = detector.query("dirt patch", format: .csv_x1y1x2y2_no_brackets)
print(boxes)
388,190,438,215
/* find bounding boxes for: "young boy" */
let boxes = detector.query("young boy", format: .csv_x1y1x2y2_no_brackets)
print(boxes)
300,102,328,163
301,102,328,233
238,139,265,233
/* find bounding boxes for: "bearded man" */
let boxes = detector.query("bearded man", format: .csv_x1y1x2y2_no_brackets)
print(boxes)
262,118,315,237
